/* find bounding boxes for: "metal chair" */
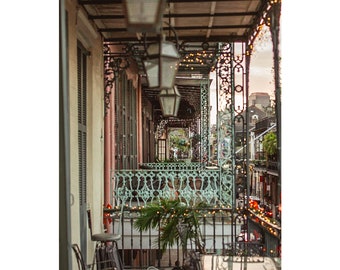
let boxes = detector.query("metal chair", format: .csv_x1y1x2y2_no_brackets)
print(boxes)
87,209,121,243
87,209,123,270
72,243,89,270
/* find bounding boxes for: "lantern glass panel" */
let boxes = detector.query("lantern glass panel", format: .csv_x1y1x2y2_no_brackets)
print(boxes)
159,87,181,117
143,41,180,89
160,95,176,116
143,58,159,88
160,57,178,89
124,0,165,32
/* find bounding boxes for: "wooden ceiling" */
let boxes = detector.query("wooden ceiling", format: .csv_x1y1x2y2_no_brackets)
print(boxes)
79,0,273,123
79,0,269,44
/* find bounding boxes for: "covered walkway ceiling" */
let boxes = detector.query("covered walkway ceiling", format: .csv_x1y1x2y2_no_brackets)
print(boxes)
79,0,270,44
79,0,275,122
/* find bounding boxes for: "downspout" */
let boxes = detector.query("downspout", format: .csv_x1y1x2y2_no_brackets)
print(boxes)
104,89,112,232
111,80,116,191
137,75,143,165
103,50,113,233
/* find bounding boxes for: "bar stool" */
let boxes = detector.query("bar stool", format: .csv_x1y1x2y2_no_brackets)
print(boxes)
87,209,122,270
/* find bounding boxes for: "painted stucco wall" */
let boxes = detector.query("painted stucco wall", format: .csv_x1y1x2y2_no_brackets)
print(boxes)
65,0,105,267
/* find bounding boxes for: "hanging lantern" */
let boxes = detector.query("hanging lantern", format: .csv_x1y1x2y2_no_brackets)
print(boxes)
159,86,181,117
123,0,166,33
143,38,180,89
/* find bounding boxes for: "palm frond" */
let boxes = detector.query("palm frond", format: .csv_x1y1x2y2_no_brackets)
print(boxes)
133,203,162,231
134,198,209,254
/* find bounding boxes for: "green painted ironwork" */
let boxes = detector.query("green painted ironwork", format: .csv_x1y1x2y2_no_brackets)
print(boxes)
189,118,200,162
139,162,203,170
113,165,232,207
200,80,210,165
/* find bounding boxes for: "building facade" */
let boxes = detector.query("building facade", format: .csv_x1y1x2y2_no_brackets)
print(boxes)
60,1,282,269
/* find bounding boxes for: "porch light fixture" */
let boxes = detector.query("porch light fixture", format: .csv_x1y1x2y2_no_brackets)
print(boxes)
158,86,181,117
143,36,180,89
123,0,166,33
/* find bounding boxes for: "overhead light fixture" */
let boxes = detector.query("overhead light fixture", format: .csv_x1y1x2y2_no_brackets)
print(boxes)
159,86,181,117
143,36,180,90
123,0,166,33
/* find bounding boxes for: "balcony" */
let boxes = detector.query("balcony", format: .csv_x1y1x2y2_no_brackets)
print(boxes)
104,206,280,269
105,206,235,268
102,163,281,269
254,117,276,134
58,1,283,269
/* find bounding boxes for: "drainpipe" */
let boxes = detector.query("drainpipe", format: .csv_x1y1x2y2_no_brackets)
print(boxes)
103,53,114,233
137,75,143,165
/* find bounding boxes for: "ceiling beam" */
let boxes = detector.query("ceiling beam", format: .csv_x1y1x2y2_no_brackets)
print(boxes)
99,25,252,32
88,11,257,20
79,0,252,4
104,35,246,43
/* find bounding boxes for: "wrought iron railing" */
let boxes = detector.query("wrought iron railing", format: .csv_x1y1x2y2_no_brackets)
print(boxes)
107,164,280,269
103,207,278,269
112,167,232,207
104,207,240,269
139,162,204,170
267,161,278,171
254,117,276,133
248,209,281,239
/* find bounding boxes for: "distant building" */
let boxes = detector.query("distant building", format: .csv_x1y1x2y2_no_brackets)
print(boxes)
248,93,280,257
249,92,271,109
234,92,272,154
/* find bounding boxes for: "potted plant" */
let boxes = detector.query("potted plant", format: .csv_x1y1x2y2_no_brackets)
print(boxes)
134,198,209,269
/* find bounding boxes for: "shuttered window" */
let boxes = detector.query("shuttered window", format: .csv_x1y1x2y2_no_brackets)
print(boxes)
114,71,137,169
77,42,88,256
77,44,87,207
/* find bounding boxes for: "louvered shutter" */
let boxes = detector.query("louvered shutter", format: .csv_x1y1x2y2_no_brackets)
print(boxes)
77,43,88,258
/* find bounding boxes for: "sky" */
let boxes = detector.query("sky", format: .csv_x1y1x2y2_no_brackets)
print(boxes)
248,26,275,99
